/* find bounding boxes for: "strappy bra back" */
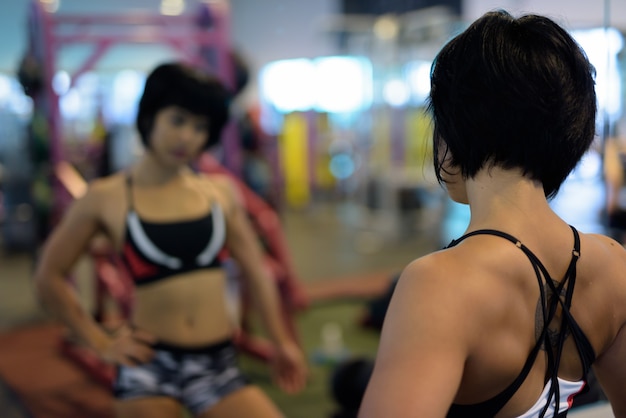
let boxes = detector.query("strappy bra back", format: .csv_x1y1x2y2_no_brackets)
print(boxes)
446,226,595,418
120,174,226,286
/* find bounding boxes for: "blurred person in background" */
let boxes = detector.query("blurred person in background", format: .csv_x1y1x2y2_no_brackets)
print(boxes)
34,62,307,418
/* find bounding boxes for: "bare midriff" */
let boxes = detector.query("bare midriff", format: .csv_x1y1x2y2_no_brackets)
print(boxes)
131,268,236,346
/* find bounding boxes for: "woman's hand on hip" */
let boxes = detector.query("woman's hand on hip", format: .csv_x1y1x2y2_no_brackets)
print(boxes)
271,340,308,394
98,325,157,367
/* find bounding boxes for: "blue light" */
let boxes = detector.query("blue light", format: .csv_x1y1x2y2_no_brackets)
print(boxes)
107,69,146,125
405,60,432,105
329,153,355,179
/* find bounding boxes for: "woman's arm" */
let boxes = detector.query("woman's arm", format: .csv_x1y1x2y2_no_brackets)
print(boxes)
594,323,626,418
214,175,307,392
33,185,153,365
198,153,307,309
592,235,626,417
359,256,469,418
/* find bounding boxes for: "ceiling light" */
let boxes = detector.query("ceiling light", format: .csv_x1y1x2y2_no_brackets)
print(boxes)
39,0,60,13
374,15,399,41
160,0,185,16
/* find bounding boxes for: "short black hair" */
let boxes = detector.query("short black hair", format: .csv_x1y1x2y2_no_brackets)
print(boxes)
428,10,597,198
136,62,231,149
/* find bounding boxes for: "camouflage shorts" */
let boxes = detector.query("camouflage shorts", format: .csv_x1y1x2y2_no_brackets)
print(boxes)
113,339,249,415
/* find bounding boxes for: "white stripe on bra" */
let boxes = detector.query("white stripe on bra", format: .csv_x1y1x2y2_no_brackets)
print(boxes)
126,201,225,270
516,378,585,418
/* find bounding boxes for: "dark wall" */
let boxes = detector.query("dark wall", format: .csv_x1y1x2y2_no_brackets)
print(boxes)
341,0,461,15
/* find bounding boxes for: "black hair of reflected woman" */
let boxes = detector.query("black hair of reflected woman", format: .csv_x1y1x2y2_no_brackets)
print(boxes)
136,62,232,150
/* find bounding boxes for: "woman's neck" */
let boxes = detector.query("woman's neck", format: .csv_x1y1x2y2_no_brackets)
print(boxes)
132,153,189,187
464,167,556,231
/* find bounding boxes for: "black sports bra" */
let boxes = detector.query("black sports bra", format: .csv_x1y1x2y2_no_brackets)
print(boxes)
446,226,595,418
120,174,226,286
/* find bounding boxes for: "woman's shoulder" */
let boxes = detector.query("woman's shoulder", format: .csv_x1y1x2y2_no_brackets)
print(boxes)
70,172,126,214
196,171,235,188
584,230,626,248
580,232,626,272
577,232,626,298
400,248,486,294
573,232,626,356
393,251,500,342
58,171,127,221
400,242,528,315
194,171,243,214
87,171,127,197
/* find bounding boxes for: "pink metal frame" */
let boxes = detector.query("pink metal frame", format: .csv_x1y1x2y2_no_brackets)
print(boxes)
27,0,237,215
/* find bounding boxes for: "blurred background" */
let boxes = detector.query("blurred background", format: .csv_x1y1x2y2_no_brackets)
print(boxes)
0,0,624,417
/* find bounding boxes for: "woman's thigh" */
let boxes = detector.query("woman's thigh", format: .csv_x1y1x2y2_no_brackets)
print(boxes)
115,396,182,418
198,385,284,418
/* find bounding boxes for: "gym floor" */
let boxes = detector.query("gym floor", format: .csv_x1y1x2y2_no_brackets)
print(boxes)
0,171,617,417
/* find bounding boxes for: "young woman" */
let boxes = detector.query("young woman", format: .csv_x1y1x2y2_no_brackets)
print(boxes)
360,10,626,418
34,62,307,418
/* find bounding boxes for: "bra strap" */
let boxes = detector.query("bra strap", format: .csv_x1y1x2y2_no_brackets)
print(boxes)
125,173,134,211
447,227,588,418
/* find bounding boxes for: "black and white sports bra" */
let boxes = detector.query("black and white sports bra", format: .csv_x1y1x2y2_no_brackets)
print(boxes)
120,174,226,286
446,226,595,418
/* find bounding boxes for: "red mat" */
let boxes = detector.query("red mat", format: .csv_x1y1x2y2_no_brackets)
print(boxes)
0,323,114,418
